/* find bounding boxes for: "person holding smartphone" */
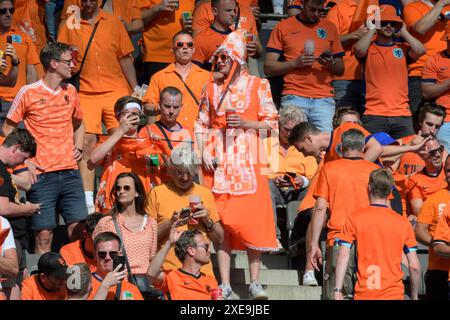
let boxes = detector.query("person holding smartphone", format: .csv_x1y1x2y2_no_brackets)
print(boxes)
88,96,167,214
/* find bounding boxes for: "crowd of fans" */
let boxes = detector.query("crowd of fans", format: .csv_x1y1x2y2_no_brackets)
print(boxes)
0,0,449,301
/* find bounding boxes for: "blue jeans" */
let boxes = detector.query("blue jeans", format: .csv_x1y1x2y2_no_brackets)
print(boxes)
332,80,363,112
45,1,57,40
281,95,335,132
437,121,450,153
28,169,88,230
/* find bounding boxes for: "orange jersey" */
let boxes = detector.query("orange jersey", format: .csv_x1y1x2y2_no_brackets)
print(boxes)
88,271,143,300
192,26,230,69
21,275,67,300
433,209,450,281
361,42,411,117
192,1,258,35
57,9,134,94
0,27,40,102
266,15,344,98
94,136,166,214
417,189,450,271
62,0,142,24
407,167,447,201
147,183,220,277
314,158,380,246
326,0,362,80
59,239,96,272
138,122,192,156
7,80,83,173
339,204,418,300
422,51,450,121
396,135,425,177
403,2,450,77
141,63,210,133
138,0,195,63
157,269,219,300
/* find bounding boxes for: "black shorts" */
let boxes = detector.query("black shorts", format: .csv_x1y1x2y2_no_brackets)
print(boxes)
424,270,448,300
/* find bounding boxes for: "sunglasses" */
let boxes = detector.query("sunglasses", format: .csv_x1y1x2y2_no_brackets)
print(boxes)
55,59,72,66
176,41,194,48
0,8,14,15
193,243,210,251
214,54,231,63
115,185,132,192
97,251,119,259
428,146,444,156
380,21,401,28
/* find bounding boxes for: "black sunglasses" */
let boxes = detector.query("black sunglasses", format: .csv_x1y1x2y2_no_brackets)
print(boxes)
214,54,230,63
176,41,194,48
380,21,401,28
428,146,444,156
115,185,132,192
97,251,119,259
0,8,14,15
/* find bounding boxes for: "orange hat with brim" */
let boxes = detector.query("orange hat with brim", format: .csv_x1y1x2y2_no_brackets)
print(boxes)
379,5,403,23
442,21,450,41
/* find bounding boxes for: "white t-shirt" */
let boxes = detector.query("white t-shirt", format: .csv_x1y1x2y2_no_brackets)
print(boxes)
0,217,15,255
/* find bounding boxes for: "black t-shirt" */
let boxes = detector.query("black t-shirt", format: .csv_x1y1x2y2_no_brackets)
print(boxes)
0,160,28,246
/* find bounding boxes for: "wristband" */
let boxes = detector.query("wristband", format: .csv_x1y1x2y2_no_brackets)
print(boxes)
333,288,342,293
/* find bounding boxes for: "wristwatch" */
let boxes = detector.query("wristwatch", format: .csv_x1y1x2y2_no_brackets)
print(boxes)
333,288,343,293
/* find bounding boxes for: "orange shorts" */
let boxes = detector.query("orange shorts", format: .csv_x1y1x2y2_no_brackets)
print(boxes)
78,91,128,134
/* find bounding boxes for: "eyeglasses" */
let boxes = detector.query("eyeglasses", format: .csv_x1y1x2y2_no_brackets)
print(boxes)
55,59,72,66
176,41,194,49
193,243,210,251
0,8,15,15
97,251,119,259
214,54,231,63
380,21,401,28
428,146,444,156
115,185,132,192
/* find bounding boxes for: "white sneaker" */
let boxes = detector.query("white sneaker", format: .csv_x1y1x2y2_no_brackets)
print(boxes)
302,270,318,286
219,283,233,300
248,282,269,300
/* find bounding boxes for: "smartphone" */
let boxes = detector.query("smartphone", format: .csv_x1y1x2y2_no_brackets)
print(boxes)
6,36,12,44
138,114,148,126
180,207,191,219
112,255,126,272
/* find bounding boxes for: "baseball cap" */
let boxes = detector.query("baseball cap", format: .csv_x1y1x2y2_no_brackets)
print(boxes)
38,252,68,279
380,5,402,23
372,132,399,146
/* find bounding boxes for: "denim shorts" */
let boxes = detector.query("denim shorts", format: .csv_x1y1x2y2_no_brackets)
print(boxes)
28,169,88,231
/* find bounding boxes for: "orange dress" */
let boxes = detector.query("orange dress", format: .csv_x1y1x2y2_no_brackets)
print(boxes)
195,71,279,251
94,136,166,214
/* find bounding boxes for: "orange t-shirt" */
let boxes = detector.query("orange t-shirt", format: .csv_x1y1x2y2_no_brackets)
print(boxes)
417,188,450,272
361,42,411,117
141,63,210,133
59,239,96,272
0,27,40,102
147,183,220,277
422,51,450,121
88,271,143,300
7,80,83,173
192,1,258,35
403,2,450,77
326,0,362,81
339,204,418,300
314,158,380,246
62,0,142,24
57,9,134,94
192,25,231,70
266,15,344,98
157,269,219,300
138,0,195,63
138,122,192,156
433,209,450,281
407,167,448,201
396,135,425,177
21,275,67,300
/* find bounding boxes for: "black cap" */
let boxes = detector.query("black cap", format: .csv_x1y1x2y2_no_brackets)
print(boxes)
37,252,68,279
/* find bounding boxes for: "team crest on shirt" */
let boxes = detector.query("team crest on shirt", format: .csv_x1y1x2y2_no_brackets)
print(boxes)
317,28,327,39
39,97,46,104
392,48,403,59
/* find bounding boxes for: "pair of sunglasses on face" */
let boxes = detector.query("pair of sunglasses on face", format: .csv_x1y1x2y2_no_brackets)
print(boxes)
115,185,132,192
0,8,14,15
97,251,119,259
175,41,194,49
380,21,402,28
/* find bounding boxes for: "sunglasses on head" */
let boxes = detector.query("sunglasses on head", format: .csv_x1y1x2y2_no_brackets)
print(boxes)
214,54,231,63
115,185,132,192
380,21,401,28
0,8,14,15
176,41,194,48
97,251,119,259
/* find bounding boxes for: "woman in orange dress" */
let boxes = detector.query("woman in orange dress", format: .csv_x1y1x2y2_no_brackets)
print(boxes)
195,31,278,300
88,96,167,214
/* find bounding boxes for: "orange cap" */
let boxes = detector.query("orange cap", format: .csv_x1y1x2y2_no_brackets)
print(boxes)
379,5,402,23
442,21,450,41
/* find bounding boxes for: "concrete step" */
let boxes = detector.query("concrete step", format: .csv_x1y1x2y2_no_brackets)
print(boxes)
229,284,322,300
210,251,289,270
214,268,300,286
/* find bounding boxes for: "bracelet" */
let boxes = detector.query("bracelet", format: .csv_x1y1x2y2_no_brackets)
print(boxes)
333,288,343,293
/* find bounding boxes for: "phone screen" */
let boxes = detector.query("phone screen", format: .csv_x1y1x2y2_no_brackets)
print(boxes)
180,208,191,219
112,255,126,272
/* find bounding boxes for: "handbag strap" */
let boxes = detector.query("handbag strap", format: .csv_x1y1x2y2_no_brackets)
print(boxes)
78,19,101,75
154,121,173,150
174,72,200,106
112,216,136,285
